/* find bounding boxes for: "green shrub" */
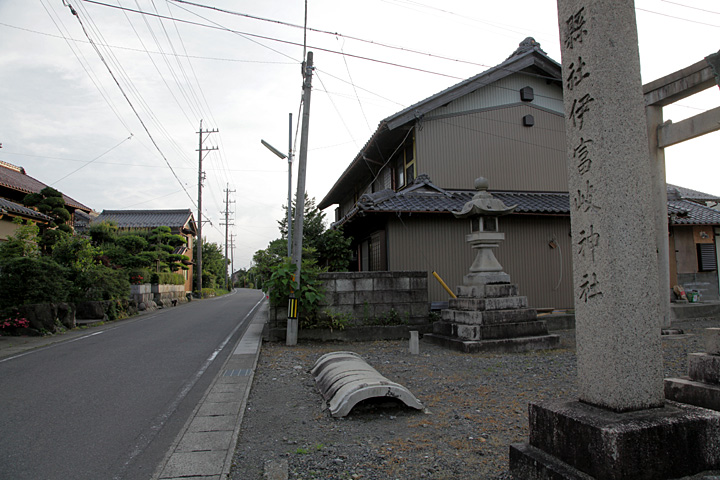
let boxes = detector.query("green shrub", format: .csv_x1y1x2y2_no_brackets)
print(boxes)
69,264,130,302
150,272,185,285
128,268,150,285
268,257,326,327
0,257,71,308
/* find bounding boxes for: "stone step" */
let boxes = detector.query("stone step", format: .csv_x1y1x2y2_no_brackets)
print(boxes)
441,308,537,325
448,296,528,312
432,320,549,341
456,283,519,298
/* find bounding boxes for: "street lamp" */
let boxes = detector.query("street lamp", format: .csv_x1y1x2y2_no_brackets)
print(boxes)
260,113,293,258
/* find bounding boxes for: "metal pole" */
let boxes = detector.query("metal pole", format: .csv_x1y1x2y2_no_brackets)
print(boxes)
224,184,230,291
196,119,203,297
288,51,314,346
287,112,293,259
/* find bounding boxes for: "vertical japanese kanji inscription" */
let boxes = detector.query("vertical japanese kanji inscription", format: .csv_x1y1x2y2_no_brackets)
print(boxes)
557,0,663,411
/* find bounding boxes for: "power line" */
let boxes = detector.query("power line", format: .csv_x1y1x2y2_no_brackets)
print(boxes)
636,7,720,28
166,0,503,71
50,134,133,186
0,21,295,64
83,0,465,80
64,0,198,209
660,0,720,16
39,0,133,132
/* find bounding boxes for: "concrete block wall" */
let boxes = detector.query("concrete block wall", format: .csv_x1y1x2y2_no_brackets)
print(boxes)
268,271,429,331
130,284,153,305
130,283,188,307
152,284,187,306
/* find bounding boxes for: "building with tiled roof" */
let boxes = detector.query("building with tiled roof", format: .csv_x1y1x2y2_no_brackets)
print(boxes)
93,209,197,293
0,197,55,241
0,160,92,241
0,160,91,213
319,38,720,307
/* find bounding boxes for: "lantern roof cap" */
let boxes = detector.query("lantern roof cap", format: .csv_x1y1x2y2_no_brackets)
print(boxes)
453,177,517,218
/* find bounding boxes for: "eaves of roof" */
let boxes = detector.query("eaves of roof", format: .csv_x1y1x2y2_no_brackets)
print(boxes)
667,183,720,203
333,190,720,229
668,200,720,225
0,162,91,212
94,209,197,235
0,197,54,223
384,48,561,130
318,46,561,211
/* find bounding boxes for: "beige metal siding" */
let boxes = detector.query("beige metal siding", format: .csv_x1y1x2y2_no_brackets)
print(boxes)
427,74,564,118
386,214,574,309
416,105,567,191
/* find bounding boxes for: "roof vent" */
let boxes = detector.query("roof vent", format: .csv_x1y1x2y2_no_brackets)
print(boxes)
520,86,534,102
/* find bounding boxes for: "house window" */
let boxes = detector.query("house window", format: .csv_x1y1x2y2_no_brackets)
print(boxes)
394,132,416,190
359,230,387,271
697,243,717,271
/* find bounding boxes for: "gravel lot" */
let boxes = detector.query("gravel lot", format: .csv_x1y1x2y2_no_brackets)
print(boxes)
229,317,717,480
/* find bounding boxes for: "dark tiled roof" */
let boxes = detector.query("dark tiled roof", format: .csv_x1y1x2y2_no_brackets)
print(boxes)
94,209,197,234
668,200,720,225
356,189,569,216
0,161,91,212
667,184,720,203
0,197,53,222
336,176,720,228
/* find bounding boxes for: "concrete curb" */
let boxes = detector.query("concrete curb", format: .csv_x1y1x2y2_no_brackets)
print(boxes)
152,298,268,480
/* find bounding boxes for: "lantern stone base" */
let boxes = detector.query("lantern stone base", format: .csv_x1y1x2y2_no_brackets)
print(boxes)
461,271,511,288
425,282,559,354
509,399,720,480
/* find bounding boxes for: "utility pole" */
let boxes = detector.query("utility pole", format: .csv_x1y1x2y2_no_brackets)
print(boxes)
221,184,235,290
288,51,314,346
287,112,293,258
196,119,218,297
230,233,236,288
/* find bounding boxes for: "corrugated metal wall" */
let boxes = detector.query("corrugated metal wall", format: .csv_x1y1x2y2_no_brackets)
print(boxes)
417,105,567,192
427,73,564,118
386,214,574,309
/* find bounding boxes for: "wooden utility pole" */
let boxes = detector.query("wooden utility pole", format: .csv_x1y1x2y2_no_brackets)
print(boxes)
288,51,314,346
221,184,235,290
196,119,218,296
230,233,236,287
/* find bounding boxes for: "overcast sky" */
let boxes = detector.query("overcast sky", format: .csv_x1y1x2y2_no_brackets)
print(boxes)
0,0,718,271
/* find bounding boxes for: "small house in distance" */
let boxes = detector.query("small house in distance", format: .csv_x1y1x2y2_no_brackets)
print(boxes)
319,38,720,308
93,209,197,294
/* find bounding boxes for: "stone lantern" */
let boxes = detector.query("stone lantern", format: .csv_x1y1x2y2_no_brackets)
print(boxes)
453,177,516,293
424,176,559,353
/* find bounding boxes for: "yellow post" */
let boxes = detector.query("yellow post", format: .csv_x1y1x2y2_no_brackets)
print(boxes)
432,271,457,299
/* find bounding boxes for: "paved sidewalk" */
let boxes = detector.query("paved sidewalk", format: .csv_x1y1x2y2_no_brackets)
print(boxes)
152,300,268,480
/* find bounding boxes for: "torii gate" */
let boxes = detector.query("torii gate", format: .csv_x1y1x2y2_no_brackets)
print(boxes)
645,51,720,329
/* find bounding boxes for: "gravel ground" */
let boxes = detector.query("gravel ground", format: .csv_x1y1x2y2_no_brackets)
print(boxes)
229,317,718,480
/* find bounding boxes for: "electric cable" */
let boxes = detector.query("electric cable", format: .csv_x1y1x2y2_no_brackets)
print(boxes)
64,0,198,209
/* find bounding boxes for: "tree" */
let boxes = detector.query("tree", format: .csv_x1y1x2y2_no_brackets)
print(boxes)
275,194,353,271
0,218,40,260
23,187,71,228
278,194,326,249
194,240,227,289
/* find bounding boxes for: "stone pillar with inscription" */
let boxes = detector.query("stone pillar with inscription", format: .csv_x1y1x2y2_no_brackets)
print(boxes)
510,1,720,478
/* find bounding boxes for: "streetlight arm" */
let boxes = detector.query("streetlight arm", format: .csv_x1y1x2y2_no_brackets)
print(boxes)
261,139,287,159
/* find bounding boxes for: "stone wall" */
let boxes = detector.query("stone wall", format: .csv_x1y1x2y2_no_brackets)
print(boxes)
266,271,430,342
130,283,189,310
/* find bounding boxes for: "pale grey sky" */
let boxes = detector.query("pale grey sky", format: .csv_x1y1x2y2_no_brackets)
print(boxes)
0,0,718,270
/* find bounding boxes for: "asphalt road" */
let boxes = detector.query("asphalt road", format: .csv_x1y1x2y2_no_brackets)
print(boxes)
0,288,264,480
